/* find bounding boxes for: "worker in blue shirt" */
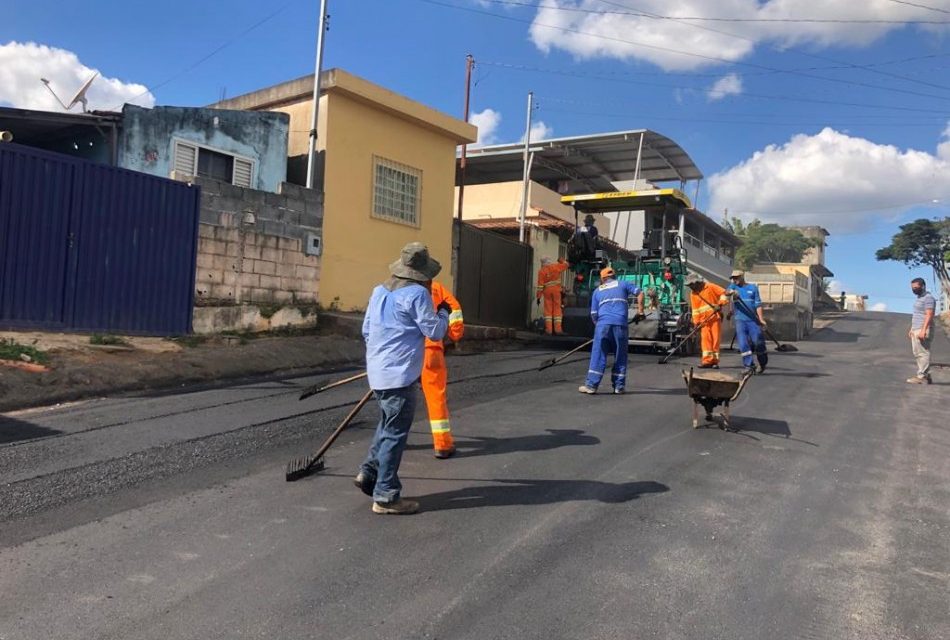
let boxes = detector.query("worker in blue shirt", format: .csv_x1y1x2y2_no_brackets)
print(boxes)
355,242,451,515
579,267,645,395
726,269,768,375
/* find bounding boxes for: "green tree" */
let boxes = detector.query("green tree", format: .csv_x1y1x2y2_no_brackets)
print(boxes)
876,218,950,297
730,220,818,270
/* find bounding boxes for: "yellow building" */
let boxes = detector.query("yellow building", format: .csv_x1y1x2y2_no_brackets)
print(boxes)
213,69,476,310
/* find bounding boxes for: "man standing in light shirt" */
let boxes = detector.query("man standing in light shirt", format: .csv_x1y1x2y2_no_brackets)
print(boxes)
907,277,936,385
354,243,451,515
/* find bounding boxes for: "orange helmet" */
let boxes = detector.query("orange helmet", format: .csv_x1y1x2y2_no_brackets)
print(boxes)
600,267,615,280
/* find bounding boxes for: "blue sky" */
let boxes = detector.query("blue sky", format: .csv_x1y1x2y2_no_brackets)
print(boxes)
5,0,950,312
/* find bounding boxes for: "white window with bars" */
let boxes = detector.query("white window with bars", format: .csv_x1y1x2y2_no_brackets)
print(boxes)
172,139,254,188
372,156,421,227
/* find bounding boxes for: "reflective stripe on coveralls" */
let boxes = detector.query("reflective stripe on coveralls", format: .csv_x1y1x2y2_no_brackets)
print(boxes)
423,281,464,453
537,260,569,334
690,283,728,366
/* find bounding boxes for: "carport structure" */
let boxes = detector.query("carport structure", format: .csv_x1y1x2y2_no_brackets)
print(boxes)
463,129,703,197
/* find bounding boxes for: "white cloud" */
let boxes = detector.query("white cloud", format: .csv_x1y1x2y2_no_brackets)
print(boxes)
869,302,888,312
707,125,950,233
528,0,950,71
707,73,743,102
526,120,554,142
826,279,846,296
470,108,502,146
0,41,154,112
938,122,950,161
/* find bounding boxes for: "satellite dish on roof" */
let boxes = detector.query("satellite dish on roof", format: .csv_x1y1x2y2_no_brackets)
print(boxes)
39,72,98,113
67,73,98,112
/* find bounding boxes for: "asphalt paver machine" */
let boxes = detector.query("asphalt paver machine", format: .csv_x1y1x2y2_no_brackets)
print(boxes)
560,189,698,355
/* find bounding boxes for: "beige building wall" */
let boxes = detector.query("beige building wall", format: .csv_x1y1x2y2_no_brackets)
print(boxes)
458,180,610,237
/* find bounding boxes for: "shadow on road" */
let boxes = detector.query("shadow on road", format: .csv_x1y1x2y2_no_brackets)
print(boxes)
0,415,63,445
761,370,832,379
406,429,600,458
421,478,669,511
631,387,687,396
726,417,819,447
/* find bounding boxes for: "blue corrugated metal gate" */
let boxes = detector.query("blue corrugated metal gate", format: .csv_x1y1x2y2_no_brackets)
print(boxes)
0,143,200,335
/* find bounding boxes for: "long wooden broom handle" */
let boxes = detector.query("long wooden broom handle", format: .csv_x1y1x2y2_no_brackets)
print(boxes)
300,371,368,400
311,390,374,461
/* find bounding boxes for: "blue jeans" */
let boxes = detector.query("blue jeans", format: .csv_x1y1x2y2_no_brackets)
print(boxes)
735,321,768,369
586,323,629,390
360,385,417,504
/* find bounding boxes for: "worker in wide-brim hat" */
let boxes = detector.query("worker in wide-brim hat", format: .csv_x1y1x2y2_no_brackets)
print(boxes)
355,242,452,515
685,271,729,369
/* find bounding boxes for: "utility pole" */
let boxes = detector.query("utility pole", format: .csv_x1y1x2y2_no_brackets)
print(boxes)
456,54,474,222
306,0,329,189
518,91,534,244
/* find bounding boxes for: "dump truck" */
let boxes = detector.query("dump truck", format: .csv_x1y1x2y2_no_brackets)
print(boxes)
746,271,813,341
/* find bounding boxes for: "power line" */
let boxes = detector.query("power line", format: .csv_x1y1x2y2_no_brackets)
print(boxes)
594,0,950,92
474,0,950,23
415,0,950,102
478,60,950,113
885,0,950,15
539,105,947,128
117,0,298,109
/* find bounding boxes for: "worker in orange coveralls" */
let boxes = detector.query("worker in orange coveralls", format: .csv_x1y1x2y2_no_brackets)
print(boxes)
423,280,465,459
536,257,570,335
685,272,730,369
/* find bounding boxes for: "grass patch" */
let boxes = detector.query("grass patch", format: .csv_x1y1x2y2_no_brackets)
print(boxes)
90,333,129,347
220,330,254,345
257,303,281,319
0,338,50,365
168,335,210,348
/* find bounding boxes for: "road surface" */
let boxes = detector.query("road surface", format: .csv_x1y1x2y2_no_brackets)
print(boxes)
1,312,947,639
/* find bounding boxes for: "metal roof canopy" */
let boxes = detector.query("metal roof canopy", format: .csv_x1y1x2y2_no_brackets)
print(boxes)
463,129,703,194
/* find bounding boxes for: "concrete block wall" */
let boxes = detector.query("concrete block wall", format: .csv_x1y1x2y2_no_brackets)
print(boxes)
185,175,324,307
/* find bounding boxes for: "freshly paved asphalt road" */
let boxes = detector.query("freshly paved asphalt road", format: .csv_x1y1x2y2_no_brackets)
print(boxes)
1,312,947,640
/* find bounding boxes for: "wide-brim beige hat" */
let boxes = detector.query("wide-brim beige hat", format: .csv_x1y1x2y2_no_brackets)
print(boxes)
685,272,705,286
730,269,745,278
389,242,442,282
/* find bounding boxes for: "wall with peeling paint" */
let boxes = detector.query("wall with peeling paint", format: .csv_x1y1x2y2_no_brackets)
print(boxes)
118,104,289,193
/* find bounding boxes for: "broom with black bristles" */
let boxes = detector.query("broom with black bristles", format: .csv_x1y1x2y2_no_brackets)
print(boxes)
285,389,374,482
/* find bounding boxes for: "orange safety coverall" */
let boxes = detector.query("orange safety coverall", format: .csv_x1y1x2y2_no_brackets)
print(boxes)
689,282,729,366
423,281,464,454
536,259,570,335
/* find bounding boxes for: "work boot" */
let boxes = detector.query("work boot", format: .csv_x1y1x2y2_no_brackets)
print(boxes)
434,446,456,459
353,471,376,497
757,361,767,374
613,388,625,395
578,385,597,394
906,375,932,385
372,498,419,515
744,366,757,377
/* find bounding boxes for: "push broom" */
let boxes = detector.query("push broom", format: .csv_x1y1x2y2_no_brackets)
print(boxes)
286,389,373,481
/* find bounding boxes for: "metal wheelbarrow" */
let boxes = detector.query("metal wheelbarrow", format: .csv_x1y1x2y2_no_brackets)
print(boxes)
681,368,754,430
